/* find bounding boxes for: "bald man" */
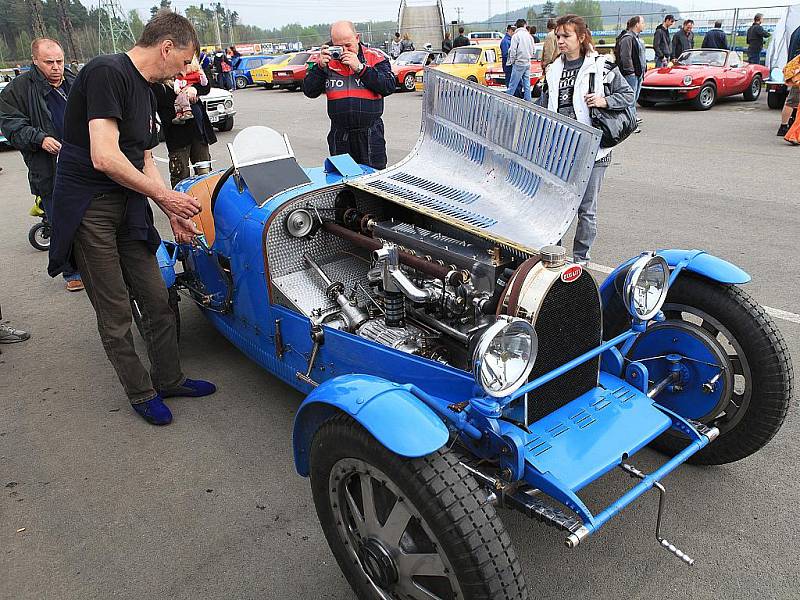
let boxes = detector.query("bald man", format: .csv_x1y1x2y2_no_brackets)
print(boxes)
303,21,395,169
0,38,84,291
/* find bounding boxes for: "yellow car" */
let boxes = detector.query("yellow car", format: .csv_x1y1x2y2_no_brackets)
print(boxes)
415,44,501,91
251,53,296,88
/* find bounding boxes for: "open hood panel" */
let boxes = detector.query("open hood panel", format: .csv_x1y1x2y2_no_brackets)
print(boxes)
347,68,601,254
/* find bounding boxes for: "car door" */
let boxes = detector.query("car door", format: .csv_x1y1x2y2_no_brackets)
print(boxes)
722,52,748,96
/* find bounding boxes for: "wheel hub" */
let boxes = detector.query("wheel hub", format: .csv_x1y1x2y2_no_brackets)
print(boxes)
358,537,398,589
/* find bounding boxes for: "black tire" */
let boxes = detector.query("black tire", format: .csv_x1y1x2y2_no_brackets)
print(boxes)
216,116,234,132
310,415,528,600
767,88,787,109
130,286,181,343
531,83,542,98
28,221,50,251
743,75,762,101
466,75,479,84
235,76,248,89
691,82,716,110
605,273,792,465
403,73,416,91
637,98,656,107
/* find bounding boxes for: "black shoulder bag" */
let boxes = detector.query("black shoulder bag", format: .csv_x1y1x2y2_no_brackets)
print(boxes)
587,62,637,148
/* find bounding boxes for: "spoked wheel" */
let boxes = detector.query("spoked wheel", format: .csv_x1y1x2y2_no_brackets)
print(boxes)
623,274,792,464
28,221,50,251
310,415,527,600
403,73,416,91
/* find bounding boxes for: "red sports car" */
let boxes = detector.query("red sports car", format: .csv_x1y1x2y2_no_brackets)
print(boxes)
639,49,769,110
272,51,319,91
392,50,445,91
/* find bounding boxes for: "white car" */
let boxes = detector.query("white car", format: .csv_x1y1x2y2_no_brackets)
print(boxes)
200,87,236,132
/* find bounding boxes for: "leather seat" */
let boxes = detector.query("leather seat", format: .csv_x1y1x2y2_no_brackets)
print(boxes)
185,173,224,246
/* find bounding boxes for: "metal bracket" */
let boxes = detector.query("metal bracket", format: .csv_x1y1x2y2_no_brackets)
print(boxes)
296,323,324,388
620,463,695,566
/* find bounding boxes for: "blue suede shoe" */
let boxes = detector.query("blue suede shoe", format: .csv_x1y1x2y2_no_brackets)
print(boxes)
159,378,217,399
131,396,173,425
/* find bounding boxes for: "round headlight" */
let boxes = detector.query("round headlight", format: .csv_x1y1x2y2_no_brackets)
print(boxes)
623,253,670,321
682,75,693,86
223,99,234,109
473,317,538,398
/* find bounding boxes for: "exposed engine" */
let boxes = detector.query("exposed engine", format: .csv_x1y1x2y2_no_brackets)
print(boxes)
268,188,602,421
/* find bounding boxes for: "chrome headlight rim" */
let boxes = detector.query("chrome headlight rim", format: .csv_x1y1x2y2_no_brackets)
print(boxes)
623,253,670,322
223,99,234,109
682,75,693,86
472,316,538,398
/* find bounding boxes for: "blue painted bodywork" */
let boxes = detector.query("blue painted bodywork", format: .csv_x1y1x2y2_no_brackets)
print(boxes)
231,55,275,86
160,163,736,545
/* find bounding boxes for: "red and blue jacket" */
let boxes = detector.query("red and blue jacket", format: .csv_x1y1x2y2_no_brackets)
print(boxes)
303,44,395,130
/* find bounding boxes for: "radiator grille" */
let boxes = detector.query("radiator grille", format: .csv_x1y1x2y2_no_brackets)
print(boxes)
526,272,602,425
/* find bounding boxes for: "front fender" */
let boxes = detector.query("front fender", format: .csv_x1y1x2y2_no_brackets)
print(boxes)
599,248,750,308
292,374,450,477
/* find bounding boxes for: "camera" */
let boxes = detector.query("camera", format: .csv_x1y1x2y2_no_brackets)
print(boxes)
328,46,344,60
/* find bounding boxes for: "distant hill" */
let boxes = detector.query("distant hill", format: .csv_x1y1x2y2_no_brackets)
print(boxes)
476,2,681,31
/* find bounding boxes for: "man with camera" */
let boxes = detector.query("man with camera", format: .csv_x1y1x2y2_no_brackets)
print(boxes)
303,21,396,170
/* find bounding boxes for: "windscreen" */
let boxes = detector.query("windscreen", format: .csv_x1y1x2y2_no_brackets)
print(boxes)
676,50,727,66
288,53,310,65
442,48,481,64
396,51,428,65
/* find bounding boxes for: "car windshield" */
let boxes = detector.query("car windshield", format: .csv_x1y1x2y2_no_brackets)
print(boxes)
395,51,428,65
442,48,481,64
288,53,310,65
676,50,727,66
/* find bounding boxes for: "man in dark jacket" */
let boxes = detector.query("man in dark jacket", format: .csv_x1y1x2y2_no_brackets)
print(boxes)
672,19,694,60
442,32,453,53
212,47,231,89
303,21,395,170
453,27,470,48
653,14,674,67
702,21,728,50
153,74,217,188
746,13,771,65
0,37,83,291
616,16,646,102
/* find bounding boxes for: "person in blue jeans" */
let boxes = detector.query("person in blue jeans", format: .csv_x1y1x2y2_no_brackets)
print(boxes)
506,18,535,101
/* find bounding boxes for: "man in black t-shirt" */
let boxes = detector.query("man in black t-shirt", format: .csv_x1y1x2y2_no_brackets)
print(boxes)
49,11,216,426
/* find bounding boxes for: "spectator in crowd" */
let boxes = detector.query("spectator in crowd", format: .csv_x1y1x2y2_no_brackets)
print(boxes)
506,18,535,101
500,25,520,97
672,19,694,60
541,18,560,71
153,60,217,188
0,37,84,292
442,32,453,53
453,27,470,48
746,13,771,65
48,11,216,426
400,33,415,53
0,302,30,351
228,45,241,63
777,24,800,136
199,48,213,82
390,32,402,59
538,14,633,264
213,46,231,89
653,14,674,67
702,21,728,50
303,21,395,170
615,16,646,106
529,25,540,43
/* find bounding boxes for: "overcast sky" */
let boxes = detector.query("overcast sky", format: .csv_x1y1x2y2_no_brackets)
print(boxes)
120,0,788,33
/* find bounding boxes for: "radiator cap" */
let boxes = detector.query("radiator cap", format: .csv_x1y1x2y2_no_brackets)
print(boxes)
540,245,567,268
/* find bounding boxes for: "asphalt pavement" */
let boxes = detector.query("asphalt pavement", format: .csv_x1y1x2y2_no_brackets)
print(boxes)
1,85,798,600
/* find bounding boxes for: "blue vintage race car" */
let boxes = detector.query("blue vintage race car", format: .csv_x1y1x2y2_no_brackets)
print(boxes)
157,70,792,598
230,54,277,89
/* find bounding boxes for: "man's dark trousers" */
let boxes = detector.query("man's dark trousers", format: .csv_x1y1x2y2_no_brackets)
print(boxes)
327,119,388,170
748,50,761,65
72,192,184,404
